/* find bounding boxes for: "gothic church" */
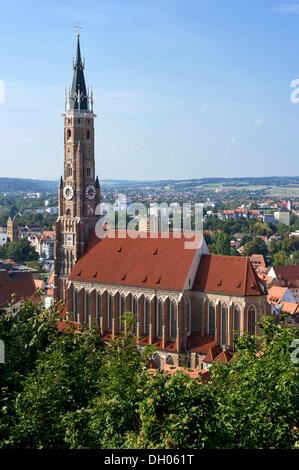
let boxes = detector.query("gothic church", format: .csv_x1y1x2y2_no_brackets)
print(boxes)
54,35,269,369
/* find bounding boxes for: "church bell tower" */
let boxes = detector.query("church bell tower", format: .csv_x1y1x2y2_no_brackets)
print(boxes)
54,32,100,301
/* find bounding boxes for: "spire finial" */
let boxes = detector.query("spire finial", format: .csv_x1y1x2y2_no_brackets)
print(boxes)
74,21,82,38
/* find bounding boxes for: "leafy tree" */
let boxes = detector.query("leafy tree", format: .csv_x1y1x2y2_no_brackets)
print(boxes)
1,239,39,263
127,370,217,449
242,237,268,258
215,232,231,255
1,303,298,450
239,234,253,247
252,222,272,237
210,315,299,449
288,250,299,266
282,236,299,257
269,238,282,256
273,251,289,266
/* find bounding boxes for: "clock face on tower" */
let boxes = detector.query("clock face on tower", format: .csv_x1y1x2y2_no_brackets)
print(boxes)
86,184,96,200
63,184,74,200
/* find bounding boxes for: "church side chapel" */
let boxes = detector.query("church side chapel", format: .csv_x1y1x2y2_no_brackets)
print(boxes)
54,32,270,370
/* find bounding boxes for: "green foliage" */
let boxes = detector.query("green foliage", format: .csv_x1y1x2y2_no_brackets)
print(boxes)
282,236,299,256
0,239,39,263
215,232,231,255
210,316,299,449
242,236,268,258
0,304,298,449
127,371,217,449
273,250,289,266
289,250,299,265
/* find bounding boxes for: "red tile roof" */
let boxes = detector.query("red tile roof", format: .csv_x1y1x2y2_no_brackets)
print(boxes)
69,231,202,292
0,270,36,305
272,265,299,283
47,267,54,286
267,286,288,306
203,345,222,363
280,302,299,316
193,254,265,296
188,333,216,354
214,350,233,363
40,231,56,242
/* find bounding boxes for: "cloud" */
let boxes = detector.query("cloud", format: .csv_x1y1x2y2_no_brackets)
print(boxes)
274,2,299,14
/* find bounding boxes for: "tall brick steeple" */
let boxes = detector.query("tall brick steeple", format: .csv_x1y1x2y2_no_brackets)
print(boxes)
54,33,100,302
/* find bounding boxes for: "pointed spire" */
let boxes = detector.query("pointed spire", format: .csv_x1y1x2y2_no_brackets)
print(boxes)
95,176,100,188
69,35,88,111
60,176,63,188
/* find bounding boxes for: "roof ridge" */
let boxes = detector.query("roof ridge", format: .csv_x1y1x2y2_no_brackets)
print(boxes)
243,257,249,296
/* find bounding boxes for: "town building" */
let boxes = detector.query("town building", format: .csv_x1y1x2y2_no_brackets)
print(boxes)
54,35,270,368
0,260,36,306
267,265,299,303
6,215,18,243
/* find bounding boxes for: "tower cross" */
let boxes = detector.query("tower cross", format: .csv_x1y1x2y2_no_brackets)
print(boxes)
74,21,82,37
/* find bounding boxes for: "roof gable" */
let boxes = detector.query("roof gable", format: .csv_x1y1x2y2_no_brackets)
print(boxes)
193,254,265,296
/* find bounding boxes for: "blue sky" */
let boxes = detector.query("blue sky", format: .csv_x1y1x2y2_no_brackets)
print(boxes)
1,0,299,180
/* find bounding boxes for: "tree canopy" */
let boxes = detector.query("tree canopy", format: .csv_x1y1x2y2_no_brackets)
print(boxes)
0,300,298,449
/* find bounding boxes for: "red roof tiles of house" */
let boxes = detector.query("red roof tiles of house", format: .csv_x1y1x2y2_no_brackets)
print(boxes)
267,286,288,306
69,231,204,292
214,350,233,363
0,270,36,305
188,333,216,354
47,268,54,286
193,254,265,296
280,302,299,316
40,231,56,242
271,265,299,283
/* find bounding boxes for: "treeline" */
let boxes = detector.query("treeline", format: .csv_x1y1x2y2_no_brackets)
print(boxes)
0,301,298,449
203,216,299,265
0,178,57,193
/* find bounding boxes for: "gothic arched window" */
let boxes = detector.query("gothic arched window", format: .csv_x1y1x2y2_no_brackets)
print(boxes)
87,129,90,140
221,303,229,346
85,291,90,327
185,299,191,336
233,304,241,339
66,163,72,178
132,296,138,334
107,294,113,331
169,300,177,340
208,301,216,336
144,297,150,335
156,299,163,339
119,295,126,332
248,306,256,336
73,289,79,322
67,129,71,140
96,293,101,328
152,353,161,369
166,355,174,365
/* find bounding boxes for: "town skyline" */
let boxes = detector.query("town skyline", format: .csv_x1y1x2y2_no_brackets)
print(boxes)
1,0,299,181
